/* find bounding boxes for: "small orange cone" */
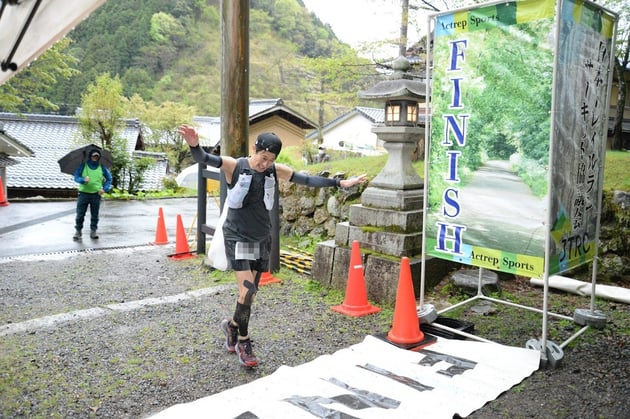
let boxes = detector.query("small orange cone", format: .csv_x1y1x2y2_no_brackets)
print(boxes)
387,257,426,345
0,177,9,207
169,214,195,260
331,240,380,317
152,207,169,245
259,270,281,286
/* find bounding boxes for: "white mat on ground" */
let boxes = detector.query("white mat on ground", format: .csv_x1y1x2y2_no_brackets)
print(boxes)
152,335,539,418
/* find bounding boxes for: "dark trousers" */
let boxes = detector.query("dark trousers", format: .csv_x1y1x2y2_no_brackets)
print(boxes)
75,192,101,232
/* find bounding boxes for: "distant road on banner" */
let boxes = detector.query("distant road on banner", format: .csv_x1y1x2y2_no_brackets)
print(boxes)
456,160,547,256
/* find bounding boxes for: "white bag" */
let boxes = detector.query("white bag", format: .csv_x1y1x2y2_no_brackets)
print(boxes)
206,205,228,270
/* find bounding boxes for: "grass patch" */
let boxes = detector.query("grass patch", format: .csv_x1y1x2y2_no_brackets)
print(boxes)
603,150,630,191
281,236,320,254
291,149,627,193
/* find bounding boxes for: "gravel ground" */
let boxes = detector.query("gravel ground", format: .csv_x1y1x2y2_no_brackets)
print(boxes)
0,245,628,418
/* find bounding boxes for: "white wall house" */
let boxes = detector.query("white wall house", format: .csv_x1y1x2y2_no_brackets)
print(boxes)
306,107,385,156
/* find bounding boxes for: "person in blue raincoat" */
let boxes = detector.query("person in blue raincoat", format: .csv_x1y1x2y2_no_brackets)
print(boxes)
72,148,113,240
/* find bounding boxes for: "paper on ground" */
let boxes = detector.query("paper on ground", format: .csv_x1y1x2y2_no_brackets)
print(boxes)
151,335,539,418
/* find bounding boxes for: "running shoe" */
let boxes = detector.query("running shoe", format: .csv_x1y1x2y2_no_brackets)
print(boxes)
236,339,258,367
220,318,238,353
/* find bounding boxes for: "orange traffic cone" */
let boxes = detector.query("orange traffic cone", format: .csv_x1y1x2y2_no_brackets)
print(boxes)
387,257,433,349
152,207,169,245
0,177,9,207
331,240,380,317
169,214,195,260
259,270,281,286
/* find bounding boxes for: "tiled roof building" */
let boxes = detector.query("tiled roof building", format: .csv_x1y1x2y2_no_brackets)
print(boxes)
1,112,167,198
1,99,316,199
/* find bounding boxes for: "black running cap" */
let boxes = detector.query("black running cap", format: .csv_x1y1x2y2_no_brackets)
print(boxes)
255,132,282,156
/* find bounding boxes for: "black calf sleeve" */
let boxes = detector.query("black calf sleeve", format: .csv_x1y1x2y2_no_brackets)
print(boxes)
253,271,262,289
233,302,251,337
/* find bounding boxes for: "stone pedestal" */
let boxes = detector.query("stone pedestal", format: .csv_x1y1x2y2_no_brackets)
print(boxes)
346,125,426,257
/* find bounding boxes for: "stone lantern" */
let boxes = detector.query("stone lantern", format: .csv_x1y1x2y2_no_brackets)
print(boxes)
357,55,425,213
313,56,454,305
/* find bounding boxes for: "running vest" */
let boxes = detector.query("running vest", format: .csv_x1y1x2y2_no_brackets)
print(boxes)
223,158,276,242
79,164,104,194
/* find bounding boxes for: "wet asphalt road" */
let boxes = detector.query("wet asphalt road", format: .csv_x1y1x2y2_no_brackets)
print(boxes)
0,197,220,258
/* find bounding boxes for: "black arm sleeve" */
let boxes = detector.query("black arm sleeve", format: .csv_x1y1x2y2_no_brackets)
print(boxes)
189,145,222,168
290,171,340,187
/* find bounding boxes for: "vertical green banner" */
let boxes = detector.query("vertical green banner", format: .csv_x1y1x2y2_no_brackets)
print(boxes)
426,0,616,278
548,0,616,274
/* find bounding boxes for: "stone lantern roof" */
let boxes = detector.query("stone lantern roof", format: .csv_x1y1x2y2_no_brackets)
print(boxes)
359,56,426,102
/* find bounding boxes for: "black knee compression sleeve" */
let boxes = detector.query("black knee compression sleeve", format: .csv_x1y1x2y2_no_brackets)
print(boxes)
233,302,251,337
243,279,257,305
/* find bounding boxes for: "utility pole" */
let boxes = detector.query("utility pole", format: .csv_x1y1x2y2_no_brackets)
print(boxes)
221,0,249,158
399,0,409,57
218,0,279,272
198,0,250,255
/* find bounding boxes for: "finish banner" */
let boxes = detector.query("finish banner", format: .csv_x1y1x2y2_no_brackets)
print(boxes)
425,0,616,278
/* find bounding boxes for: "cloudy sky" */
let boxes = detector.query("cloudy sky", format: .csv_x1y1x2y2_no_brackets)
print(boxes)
301,0,429,58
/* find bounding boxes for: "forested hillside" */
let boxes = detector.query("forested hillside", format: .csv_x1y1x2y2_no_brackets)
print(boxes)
8,0,383,124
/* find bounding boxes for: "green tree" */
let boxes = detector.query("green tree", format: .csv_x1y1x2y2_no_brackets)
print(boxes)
611,30,629,150
124,154,155,195
121,67,154,99
35,0,357,117
77,73,125,150
252,0,338,57
125,95,196,173
78,73,154,192
150,12,185,45
603,0,630,150
108,136,132,191
294,52,377,136
0,38,79,113
147,101,197,173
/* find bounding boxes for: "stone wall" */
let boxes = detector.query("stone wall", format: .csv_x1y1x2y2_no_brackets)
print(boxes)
277,173,365,238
